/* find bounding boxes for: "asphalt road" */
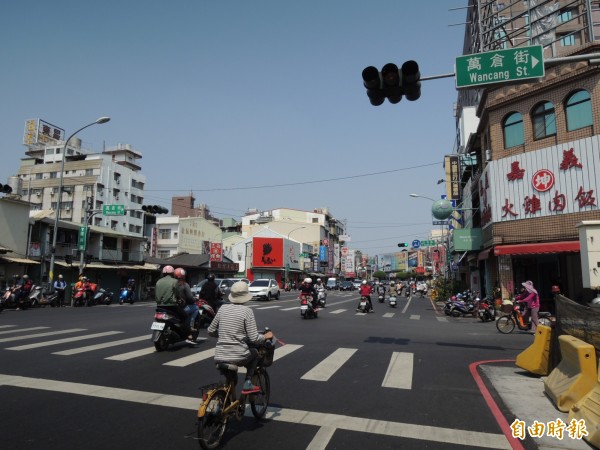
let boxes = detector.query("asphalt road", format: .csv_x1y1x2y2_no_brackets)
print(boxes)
0,290,534,449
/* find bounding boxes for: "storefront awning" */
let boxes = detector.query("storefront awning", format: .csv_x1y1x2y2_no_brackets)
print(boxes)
55,261,160,271
0,256,40,265
477,248,492,261
494,241,580,256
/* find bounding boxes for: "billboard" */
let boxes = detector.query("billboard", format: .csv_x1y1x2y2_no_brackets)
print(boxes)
284,239,301,270
453,228,482,251
23,119,65,146
252,237,284,267
210,242,223,262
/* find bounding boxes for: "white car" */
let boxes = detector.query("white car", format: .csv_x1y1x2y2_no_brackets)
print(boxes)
248,279,280,301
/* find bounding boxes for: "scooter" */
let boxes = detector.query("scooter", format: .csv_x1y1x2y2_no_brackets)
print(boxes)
29,285,59,307
195,297,217,327
119,287,135,305
94,288,114,305
449,299,476,317
358,296,371,313
300,294,318,319
475,297,495,322
151,307,200,351
317,288,327,308
377,292,385,303
389,295,397,308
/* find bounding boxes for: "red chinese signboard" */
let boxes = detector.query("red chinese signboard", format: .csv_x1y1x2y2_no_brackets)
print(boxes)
210,242,223,262
532,169,555,192
252,237,284,267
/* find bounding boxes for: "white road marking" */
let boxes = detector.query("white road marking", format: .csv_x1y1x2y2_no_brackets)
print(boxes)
307,426,336,450
0,329,86,343
0,326,50,335
0,325,17,329
382,352,413,389
53,335,154,355
301,348,357,381
106,347,156,361
281,306,298,311
382,313,395,318
401,296,412,314
410,315,420,320
238,343,303,374
163,347,214,367
436,317,449,322
329,309,346,314
255,305,281,310
5,331,123,351
0,374,511,449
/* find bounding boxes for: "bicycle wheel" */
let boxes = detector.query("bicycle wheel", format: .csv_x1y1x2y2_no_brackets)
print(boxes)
496,315,515,334
198,390,227,449
249,370,270,419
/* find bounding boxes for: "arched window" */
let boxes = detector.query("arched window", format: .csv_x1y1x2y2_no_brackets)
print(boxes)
503,112,524,148
532,101,556,140
565,90,592,131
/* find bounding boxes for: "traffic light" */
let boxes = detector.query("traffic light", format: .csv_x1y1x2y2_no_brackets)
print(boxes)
65,255,73,265
0,183,13,194
398,243,408,247
142,205,169,214
361,60,420,105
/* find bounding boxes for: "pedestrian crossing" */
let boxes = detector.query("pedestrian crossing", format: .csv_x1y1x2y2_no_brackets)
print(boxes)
1,324,418,390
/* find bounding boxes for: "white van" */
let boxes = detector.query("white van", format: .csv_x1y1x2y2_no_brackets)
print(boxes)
326,278,338,290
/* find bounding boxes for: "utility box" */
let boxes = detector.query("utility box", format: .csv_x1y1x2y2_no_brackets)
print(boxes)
577,221,600,289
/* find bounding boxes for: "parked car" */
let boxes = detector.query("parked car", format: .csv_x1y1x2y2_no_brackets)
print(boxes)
340,281,355,291
248,279,280,300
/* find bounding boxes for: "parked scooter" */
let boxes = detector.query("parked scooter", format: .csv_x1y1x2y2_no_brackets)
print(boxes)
29,285,59,307
317,287,327,308
195,297,217,327
449,298,477,317
151,307,200,351
94,288,114,305
475,297,495,322
119,287,135,305
300,294,318,319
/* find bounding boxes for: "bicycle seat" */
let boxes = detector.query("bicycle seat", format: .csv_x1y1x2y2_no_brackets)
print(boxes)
216,362,239,372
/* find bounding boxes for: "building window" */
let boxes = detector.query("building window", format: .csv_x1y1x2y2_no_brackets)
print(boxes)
532,101,556,140
159,229,171,239
312,218,319,223
565,90,593,131
503,112,524,148
110,220,118,230
158,250,170,259
559,10,573,23
85,169,93,176
561,34,576,46
49,172,57,179
35,173,43,180
103,236,117,250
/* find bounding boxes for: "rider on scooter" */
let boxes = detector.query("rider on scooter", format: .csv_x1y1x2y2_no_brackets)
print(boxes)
299,277,318,310
174,268,199,344
199,274,222,313
357,280,374,312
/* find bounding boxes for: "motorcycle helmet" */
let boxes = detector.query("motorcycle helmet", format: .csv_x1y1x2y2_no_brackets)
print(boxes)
451,296,456,301
174,268,186,279
304,277,312,283
317,278,321,282
362,280,367,285
22,274,29,279
208,274,215,281
162,265,175,275
58,275,63,279
456,293,463,299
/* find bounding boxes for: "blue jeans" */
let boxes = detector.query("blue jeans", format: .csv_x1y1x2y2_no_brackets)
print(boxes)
184,304,199,329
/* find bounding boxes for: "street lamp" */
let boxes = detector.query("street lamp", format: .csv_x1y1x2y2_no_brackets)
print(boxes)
48,117,111,288
409,193,436,202
286,226,306,284
287,226,306,240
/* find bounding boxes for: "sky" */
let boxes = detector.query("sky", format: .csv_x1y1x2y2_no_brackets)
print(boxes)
1,0,466,256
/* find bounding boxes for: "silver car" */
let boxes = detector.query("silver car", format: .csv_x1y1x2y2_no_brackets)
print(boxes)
248,279,280,301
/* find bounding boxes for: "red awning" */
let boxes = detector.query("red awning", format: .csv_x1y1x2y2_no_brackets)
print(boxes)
494,241,580,256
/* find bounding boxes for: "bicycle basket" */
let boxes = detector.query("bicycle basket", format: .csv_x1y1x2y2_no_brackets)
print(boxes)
259,344,275,367
500,302,514,314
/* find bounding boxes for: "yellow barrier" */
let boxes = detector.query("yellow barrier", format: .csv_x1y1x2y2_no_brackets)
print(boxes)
544,335,597,412
515,325,552,376
569,371,600,449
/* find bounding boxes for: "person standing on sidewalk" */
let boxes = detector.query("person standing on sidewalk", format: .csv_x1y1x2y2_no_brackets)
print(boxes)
53,274,67,307
515,280,540,333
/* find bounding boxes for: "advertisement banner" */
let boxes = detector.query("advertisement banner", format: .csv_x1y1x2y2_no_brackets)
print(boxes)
284,240,301,270
252,237,284,267
210,242,223,262
445,155,461,201
334,243,340,271
453,228,482,251
319,245,327,261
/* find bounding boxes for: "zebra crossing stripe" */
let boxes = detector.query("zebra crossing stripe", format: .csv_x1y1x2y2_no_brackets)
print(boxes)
0,325,17,329
410,315,420,320
163,348,215,367
238,343,303,374
0,326,50,335
5,331,123,351
382,352,413,389
436,317,449,322
382,313,395,318
0,329,86,343
329,309,346,314
106,347,156,361
281,307,298,311
255,305,281,310
301,348,357,382
53,335,153,356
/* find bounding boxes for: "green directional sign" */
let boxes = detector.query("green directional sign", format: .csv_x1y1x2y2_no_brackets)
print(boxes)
78,226,87,251
103,204,125,216
420,240,437,247
455,45,544,89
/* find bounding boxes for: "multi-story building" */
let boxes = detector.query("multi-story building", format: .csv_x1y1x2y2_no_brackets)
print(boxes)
154,216,223,259
450,0,600,306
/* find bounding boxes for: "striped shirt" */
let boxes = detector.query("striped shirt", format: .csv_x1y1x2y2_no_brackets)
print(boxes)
208,303,265,362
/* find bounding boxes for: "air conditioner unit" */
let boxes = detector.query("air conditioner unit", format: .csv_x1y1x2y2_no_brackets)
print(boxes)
485,149,492,162
115,194,119,200
65,205,71,211
116,179,120,185
98,191,103,197
51,188,57,195
36,192,41,197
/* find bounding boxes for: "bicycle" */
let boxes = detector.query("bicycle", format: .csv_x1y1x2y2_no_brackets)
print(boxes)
196,331,275,449
496,300,552,334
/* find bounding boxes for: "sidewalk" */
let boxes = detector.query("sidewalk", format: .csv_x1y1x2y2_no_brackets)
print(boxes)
481,363,595,450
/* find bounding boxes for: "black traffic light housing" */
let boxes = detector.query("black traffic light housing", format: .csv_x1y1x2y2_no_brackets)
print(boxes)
398,243,408,247
0,183,13,194
361,60,420,105
65,254,73,265
142,205,169,214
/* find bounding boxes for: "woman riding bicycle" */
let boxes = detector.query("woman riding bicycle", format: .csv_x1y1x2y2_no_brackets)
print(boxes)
207,281,273,394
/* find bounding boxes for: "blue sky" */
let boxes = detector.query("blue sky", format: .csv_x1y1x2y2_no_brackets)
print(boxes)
1,1,466,255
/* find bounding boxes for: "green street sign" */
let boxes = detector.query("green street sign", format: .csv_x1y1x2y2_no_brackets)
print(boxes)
420,240,436,247
455,45,544,89
103,204,125,216
78,226,87,251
